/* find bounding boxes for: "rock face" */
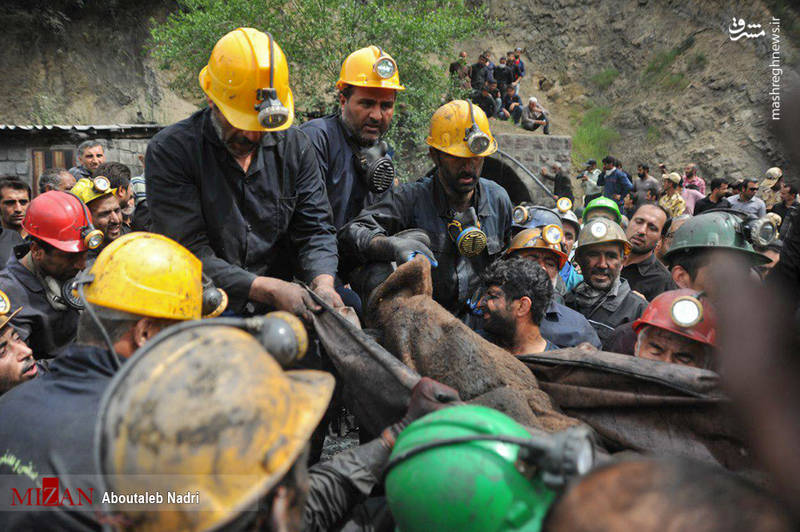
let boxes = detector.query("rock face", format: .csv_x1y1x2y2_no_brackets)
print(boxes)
480,0,800,181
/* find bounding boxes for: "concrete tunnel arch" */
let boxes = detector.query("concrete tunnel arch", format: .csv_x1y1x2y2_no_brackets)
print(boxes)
481,156,533,205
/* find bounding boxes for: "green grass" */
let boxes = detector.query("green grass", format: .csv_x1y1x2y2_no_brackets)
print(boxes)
646,125,661,144
644,49,681,80
590,68,619,91
642,36,696,92
572,105,619,168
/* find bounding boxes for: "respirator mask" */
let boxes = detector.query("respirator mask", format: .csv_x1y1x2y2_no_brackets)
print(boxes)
447,207,487,257
356,140,395,193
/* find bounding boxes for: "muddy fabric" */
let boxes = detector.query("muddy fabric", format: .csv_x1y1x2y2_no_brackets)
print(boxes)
519,346,754,471
366,257,579,433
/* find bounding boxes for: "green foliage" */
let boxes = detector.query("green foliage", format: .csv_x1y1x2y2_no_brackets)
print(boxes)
642,36,695,92
590,68,619,91
571,104,619,168
646,124,661,144
148,0,496,174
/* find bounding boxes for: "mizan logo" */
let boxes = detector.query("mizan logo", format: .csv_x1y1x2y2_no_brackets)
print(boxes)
11,477,93,507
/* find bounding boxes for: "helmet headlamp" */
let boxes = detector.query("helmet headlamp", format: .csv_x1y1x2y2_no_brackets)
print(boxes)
512,205,530,225
255,32,290,129
589,221,608,239
93,176,111,193
464,102,491,155
542,224,563,245
743,217,777,248
670,296,703,328
556,197,572,213
373,55,397,79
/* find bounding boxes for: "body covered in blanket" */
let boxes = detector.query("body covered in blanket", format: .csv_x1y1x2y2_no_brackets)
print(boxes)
365,256,578,433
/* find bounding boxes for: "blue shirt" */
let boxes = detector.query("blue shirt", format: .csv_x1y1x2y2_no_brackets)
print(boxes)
540,299,602,349
559,261,583,292
597,169,633,207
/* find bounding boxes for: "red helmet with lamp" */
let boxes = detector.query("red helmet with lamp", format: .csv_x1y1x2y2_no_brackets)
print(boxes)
22,191,103,253
632,288,716,346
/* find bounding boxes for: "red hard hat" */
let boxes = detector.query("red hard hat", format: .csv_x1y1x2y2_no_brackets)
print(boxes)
23,191,93,253
632,289,717,346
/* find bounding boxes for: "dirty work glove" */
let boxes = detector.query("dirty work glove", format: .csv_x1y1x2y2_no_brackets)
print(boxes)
368,233,438,267
381,377,461,448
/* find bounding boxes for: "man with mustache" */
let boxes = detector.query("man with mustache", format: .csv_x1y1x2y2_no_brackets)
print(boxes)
301,46,404,230
621,202,675,301
565,217,647,349
0,191,92,358
146,28,343,318
68,140,105,180
0,176,30,237
0,289,37,396
340,100,512,318
71,176,125,260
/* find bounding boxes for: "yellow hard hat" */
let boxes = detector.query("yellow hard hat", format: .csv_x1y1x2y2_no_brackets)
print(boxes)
96,325,334,532
336,45,405,91
70,176,117,205
505,226,568,269
83,232,202,320
425,100,497,158
199,27,294,132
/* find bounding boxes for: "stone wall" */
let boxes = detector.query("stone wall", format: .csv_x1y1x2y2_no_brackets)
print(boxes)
0,136,152,187
484,134,572,205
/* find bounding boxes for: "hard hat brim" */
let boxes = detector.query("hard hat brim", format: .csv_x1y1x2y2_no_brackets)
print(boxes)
200,67,295,132
426,137,498,158
336,79,406,91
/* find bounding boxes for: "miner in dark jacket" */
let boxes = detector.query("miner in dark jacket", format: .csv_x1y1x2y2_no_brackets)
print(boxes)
340,100,512,319
0,232,205,532
565,217,647,349
146,28,342,318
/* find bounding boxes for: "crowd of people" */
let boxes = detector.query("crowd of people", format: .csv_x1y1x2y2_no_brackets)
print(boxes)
0,27,795,532
450,48,550,133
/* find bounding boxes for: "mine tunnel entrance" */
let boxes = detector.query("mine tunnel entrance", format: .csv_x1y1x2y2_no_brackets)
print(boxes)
481,156,532,204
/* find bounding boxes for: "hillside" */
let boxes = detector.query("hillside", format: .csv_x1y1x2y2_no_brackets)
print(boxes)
1,0,798,181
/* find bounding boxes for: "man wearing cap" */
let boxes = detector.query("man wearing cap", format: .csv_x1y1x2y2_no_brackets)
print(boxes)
146,28,342,318
0,290,37,396
597,156,632,208
759,167,783,210
504,228,601,348
301,46,403,230
0,232,206,531
340,100,512,318
565,217,647,349
580,159,602,205
633,289,717,369
0,191,94,358
728,178,767,218
622,202,675,301
478,256,560,353
659,172,687,218
71,176,126,258
521,97,549,134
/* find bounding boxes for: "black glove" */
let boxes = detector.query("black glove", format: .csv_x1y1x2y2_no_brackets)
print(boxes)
382,377,461,448
389,236,438,267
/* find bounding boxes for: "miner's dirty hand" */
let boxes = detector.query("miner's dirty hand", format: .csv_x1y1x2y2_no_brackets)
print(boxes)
252,277,318,321
382,378,462,448
390,237,438,267
309,274,344,310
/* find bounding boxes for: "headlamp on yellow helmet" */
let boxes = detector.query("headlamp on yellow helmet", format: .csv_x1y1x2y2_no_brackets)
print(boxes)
464,101,492,155
254,32,290,129
373,50,398,79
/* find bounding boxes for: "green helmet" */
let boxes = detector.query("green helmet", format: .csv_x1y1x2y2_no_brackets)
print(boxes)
575,217,632,257
386,405,593,532
583,196,622,224
663,211,772,265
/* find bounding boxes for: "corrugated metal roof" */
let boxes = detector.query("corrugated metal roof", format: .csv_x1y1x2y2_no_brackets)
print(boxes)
0,124,163,132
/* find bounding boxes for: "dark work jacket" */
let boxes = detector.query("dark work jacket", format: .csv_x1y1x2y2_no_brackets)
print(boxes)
0,249,78,358
540,300,602,349
340,175,513,315
621,252,676,301
0,344,121,531
693,196,732,215
146,108,338,313
300,114,390,230
565,278,648,350
596,169,633,207
0,227,23,266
